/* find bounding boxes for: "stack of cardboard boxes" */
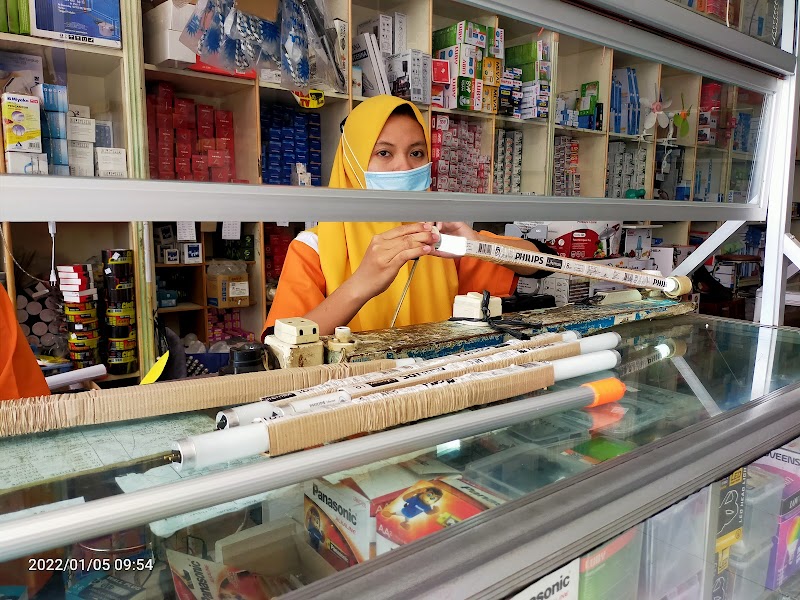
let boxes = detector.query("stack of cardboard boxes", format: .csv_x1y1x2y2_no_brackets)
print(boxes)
260,104,322,187
430,114,490,193
553,136,580,197
503,40,551,119
494,128,522,194
606,141,647,198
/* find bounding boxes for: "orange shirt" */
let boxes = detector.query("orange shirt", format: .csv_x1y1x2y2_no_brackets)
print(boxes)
265,233,519,333
0,283,50,400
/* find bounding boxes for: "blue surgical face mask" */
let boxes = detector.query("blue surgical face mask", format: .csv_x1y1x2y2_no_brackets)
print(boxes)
364,162,432,191
343,133,431,191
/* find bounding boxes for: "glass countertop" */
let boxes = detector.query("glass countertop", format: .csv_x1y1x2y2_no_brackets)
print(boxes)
2,313,800,597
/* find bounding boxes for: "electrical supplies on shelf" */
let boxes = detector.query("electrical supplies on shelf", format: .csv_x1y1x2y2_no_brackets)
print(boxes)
553,136,580,197
431,115,489,194
260,104,322,187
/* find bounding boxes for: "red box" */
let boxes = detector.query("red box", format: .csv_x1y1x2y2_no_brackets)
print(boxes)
700,82,723,111
173,112,196,129
189,58,256,80
210,167,231,182
175,128,193,144
175,142,192,159
175,157,192,175
157,128,174,145
149,167,159,180
207,149,230,168
159,155,175,172
431,146,441,161
156,112,172,130
231,179,249,184
216,137,234,151
177,173,192,181
157,144,173,159
193,170,209,182
215,109,233,126
159,171,176,180
197,104,214,127
174,97,195,116
431,130,443,146
192,155,208,172
197,138,215,153
155,81,174,100
197,123,214,139
432,59,450,84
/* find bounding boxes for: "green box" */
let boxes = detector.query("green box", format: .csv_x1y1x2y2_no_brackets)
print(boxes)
433,20,488,51
17,0,29,34
6,0,19,34
0,0,8,32
579,527,643,600
579,81,600,117
506,43,536,66
456,76,475,111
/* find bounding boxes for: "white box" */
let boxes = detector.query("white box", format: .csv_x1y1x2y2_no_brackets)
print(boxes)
510,559,579,600
358,14,393,58
95,147,126,172
393,12,407,54
164,248,180,264
5,152,48,175
67,117,96,142
333,19,348,75
68,104,90,118
624,227,652,259
181,242,203,264
145,29,196,68
143,0,194,32
649,246,675,276
386,50,425,103
67,141,94,177
352,65,363,96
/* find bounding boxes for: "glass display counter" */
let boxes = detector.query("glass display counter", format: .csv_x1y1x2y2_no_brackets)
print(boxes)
1,313,800,598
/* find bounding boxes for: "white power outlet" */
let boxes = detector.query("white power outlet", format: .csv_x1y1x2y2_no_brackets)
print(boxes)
274,318,321,345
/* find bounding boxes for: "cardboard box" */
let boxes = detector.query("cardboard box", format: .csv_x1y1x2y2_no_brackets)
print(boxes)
145,28,195,68
358,14,393,57
207,272,250,307
303,466,419,570
2,93,41,153
67,117,96,143
624,227,652,259
650,246,677,276
181,242,203,264
235,0,278,22
483,56,502,86
393,12,407,54
67,140,94,177
540,221,623,259
215,519,335,586
143,0,194,32
0,51,43,95
376,477,504,553
438,43,483,78
4,151,47,174
29,0,122,48
433,20,488,50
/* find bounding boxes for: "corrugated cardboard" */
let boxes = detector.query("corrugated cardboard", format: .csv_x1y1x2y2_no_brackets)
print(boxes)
1,360,396,437
235,0,278,23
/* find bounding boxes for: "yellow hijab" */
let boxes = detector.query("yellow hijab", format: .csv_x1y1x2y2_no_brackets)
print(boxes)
318,95,459,332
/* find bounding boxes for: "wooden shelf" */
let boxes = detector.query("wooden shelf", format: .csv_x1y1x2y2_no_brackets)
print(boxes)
157,302,205,314
732,151,754,161
431,107,493,119
495,115,548,127
609,132,653,144
155,263,205,268
0,32,122,77
555,125,606,137
260,80,349,102
144,64,253,95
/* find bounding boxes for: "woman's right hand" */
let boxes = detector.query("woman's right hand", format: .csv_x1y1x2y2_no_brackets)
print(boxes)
346,223,438,301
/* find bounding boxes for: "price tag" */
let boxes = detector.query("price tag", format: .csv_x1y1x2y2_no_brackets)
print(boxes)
276,221,290,227
222,221,242,240
177,222,196,241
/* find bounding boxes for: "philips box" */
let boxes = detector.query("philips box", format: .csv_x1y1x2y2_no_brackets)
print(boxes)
29,0,122,48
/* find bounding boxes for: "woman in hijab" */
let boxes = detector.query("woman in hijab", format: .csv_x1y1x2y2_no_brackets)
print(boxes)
264,95,549,336
0,283,49,400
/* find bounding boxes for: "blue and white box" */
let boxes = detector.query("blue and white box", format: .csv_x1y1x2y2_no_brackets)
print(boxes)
32,83,68,112
43,136,69,165
29,0,122,48
42,111,67,139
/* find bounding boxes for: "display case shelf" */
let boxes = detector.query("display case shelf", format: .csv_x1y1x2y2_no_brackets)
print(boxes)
157,302,205,313
0,32,123,76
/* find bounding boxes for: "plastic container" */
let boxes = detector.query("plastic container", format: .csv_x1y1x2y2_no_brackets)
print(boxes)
572,436,638,463
463,444,588,500
729,541,774,600
741,466,784,549
579,526,644,600
434,431,519,471
508,414,591,451
639,488,710,600
588,398,666,439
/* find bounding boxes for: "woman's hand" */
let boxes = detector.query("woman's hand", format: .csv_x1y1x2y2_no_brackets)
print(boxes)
345,222,438,301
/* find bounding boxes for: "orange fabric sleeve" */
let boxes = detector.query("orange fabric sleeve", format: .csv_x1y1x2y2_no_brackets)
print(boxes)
264,240,327,336
0,284,49,401
456,231,519,297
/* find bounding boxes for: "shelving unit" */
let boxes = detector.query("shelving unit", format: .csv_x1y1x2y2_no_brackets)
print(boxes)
0,0,772,376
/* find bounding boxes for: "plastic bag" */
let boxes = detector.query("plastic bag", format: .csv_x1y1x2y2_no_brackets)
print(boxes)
180,0,258,73
226,8,280,71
